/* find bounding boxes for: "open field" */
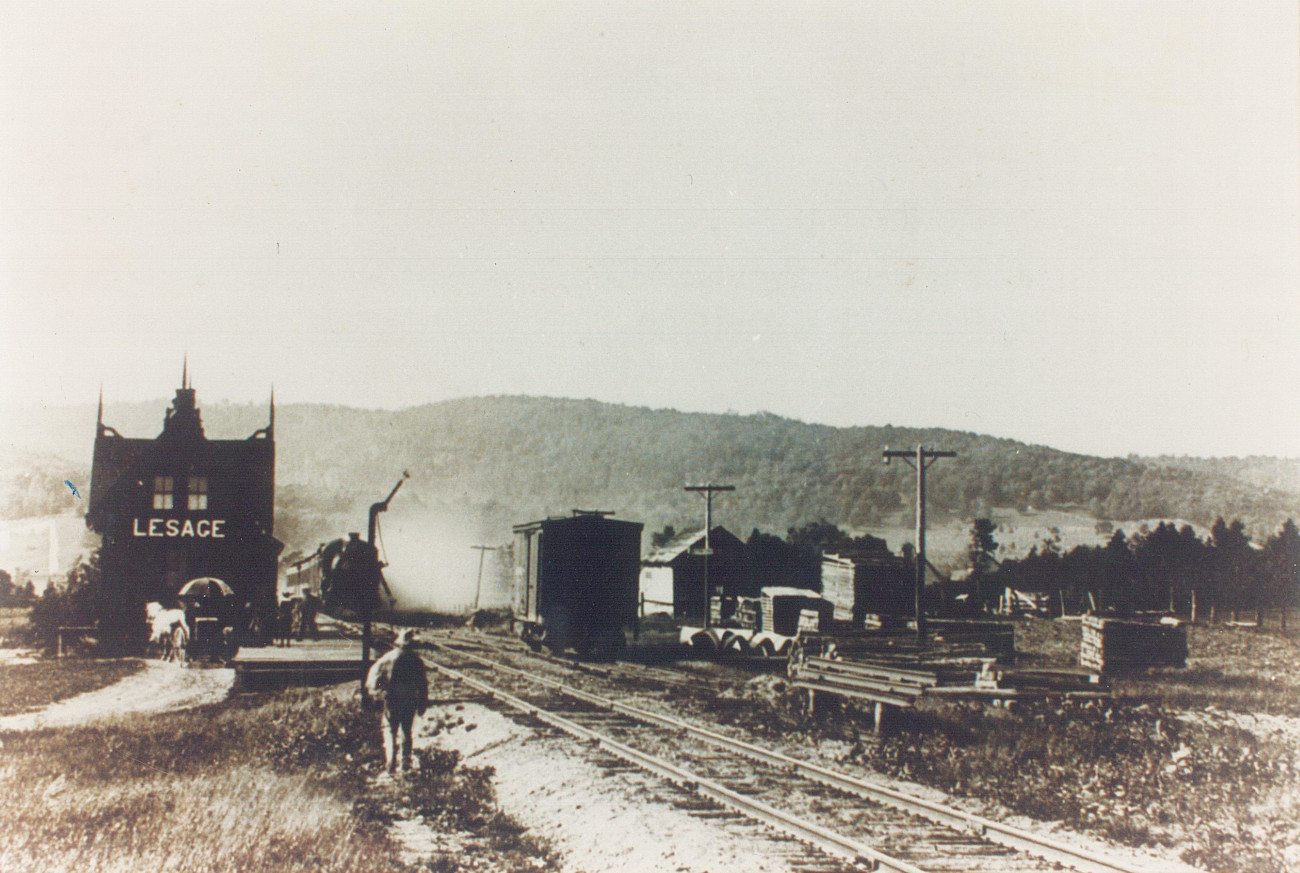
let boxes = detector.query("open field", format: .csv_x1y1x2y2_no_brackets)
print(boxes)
0,512,98,593
867,507,1205,573
0,675,552,873
791,618,1300,873
0,657,145,717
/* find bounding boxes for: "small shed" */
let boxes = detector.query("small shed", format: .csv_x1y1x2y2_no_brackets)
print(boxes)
821,551,913,625
640,526,751,621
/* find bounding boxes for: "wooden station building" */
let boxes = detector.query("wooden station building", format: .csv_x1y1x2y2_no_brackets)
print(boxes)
86,369,281,645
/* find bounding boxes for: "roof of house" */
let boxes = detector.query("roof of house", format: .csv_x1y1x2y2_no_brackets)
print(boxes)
643,525,745,565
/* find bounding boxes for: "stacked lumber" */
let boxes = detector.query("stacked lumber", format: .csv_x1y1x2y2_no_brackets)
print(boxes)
761,587,833,636
820,555,857,621
790,655,936,729
1080,615,1188,672
926,619,1017,662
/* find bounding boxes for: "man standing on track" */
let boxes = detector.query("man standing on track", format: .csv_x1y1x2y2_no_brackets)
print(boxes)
365,628,429,774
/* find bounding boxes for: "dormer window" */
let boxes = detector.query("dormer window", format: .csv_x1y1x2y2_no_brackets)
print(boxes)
188,476,209,511
152,476,174,510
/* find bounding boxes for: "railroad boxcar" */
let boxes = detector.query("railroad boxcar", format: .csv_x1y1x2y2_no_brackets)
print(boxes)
512,511,644,658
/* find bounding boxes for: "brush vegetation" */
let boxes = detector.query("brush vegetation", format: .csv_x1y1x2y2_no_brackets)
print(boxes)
759,618,1300,873
0,683,551,873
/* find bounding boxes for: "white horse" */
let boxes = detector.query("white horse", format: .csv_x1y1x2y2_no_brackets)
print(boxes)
145,602,189,662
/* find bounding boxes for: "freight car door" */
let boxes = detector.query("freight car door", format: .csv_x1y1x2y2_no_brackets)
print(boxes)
527,528,542,620
513,527,543,623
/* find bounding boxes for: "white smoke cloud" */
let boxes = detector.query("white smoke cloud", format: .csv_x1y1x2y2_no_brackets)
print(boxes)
373,504,486,613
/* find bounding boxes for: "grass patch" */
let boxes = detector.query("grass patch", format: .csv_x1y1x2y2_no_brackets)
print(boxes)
837,616,1300,873
0,686,552,872
1017,614,1300,717
679,616,1300,872
865,698,1296,872
0,659,146,716
0,607,31,641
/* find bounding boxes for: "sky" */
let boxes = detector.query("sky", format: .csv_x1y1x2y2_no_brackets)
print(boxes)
2,0,1297,459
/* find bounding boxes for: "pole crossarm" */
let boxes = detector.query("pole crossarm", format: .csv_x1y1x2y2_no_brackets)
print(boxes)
684,483,735,629
882,446,956,642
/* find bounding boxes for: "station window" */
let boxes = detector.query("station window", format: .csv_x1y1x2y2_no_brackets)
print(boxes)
187,476,208,511
152,476,174,510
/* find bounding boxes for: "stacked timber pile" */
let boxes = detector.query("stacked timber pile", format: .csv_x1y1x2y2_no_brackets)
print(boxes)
820,554,859,621
927,618,1016,661
1080,615,1188,672
761,587,833,636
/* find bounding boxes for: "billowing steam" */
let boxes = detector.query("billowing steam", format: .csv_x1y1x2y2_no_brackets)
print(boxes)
373,503,509,614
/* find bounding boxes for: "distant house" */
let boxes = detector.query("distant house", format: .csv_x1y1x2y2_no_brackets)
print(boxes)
821,551,913,625
640,526,750,620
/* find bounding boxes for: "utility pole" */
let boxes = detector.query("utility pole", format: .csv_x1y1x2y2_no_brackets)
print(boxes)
685,483,735,629
470,545,501,612
883,446,955,642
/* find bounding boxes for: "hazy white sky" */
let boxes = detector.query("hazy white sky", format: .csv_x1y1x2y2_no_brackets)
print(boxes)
2,1,1297,458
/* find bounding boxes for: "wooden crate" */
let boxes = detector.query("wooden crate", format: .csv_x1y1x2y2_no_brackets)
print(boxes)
761,587,832,636
1080,615,1187,672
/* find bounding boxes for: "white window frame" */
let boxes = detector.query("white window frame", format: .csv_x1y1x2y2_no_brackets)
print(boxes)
187,475,208,511
152,476,174,510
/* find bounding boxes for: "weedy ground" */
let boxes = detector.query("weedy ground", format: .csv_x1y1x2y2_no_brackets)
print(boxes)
703,616,1300,873
0,681,553,873
0,606,30,640
0,658,146,716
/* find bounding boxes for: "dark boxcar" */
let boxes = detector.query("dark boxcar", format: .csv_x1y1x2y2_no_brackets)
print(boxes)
512,512,643,658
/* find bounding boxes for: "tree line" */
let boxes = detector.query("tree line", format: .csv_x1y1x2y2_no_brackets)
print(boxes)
980,518,1300,624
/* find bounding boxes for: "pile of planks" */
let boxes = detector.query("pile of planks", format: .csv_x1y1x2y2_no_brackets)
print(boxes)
927,618,1016,661
1080,615,1188,672
789,655,936,730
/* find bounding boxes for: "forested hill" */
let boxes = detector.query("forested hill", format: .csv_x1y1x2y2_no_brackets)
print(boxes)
4,395,1297,545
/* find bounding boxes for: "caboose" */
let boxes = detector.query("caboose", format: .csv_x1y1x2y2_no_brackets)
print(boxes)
86,368,281,651
512,511,643,659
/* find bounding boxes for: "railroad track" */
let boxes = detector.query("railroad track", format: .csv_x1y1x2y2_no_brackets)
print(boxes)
476,630,739,693
424,639,1164,873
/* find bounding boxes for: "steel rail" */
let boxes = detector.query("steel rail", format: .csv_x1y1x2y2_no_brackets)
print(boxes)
435,641,1167,873
425,655,925,873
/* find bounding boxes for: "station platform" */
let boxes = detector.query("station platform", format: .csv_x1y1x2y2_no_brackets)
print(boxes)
229,634,370,688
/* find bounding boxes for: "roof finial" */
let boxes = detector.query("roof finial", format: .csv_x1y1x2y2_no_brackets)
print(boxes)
268,385,275,439
182,353,188,389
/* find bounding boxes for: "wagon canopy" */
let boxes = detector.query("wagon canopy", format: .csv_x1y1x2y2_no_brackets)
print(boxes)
177,577,235,599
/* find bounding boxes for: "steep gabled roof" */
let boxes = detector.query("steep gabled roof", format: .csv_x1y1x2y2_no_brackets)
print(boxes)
643,525,745,565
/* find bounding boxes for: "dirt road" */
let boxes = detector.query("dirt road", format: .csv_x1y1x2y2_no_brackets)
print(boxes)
0,660,235,731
